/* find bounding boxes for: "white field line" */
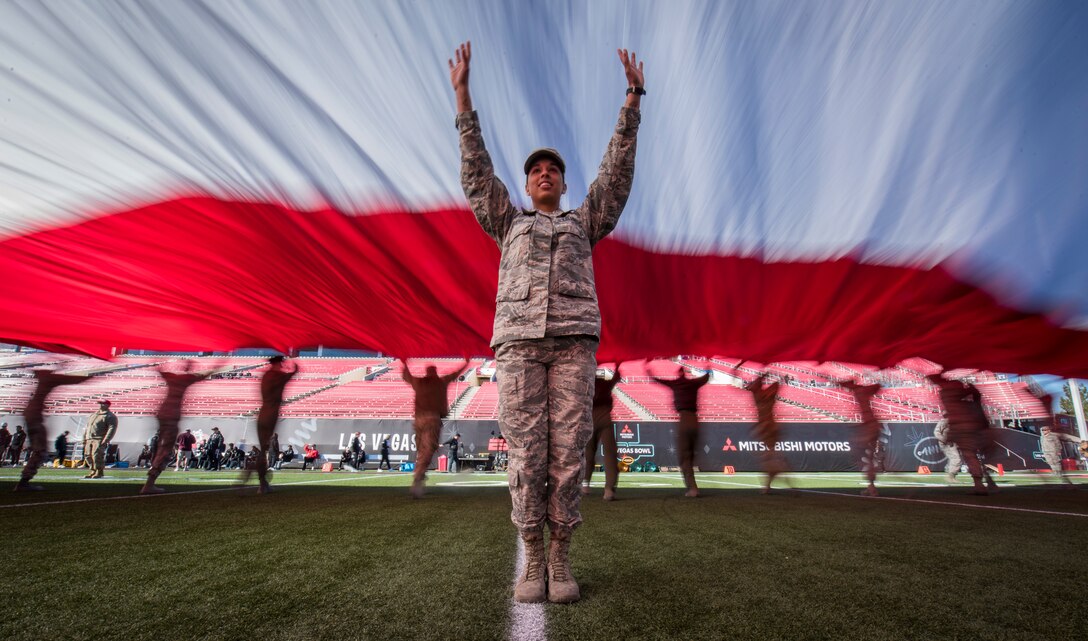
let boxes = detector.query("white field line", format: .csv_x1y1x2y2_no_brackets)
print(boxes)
797,488,1088,518
508,536,547,641
0,475,384,510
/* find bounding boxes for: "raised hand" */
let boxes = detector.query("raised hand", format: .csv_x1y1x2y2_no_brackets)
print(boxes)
449,41,471,92
617,48,644,88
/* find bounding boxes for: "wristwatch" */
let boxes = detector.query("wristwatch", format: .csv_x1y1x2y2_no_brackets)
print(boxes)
626,86,646,96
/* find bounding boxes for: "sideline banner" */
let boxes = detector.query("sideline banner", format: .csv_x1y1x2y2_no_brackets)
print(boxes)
5,415,1054,472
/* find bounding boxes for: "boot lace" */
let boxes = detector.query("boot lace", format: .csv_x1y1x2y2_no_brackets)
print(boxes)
549,539,571,581
524,542,546,581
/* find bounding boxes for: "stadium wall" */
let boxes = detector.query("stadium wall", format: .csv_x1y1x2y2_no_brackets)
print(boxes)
3,415,1055,473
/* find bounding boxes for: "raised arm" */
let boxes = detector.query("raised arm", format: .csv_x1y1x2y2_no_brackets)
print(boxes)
399,359,417,385
451,41,516,241
582,49,644,243
442,359,471,385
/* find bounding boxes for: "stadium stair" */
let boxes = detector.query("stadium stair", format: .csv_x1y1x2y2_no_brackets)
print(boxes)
615,387,656,421
446,385,479,419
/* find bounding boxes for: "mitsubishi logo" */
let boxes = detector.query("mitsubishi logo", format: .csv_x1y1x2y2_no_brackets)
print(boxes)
722,438,737,451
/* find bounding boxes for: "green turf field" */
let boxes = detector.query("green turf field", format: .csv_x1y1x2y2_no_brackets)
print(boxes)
2,468,1086,641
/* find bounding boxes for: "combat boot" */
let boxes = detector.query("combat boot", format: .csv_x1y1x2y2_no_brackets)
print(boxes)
547,529,580,603
514,531,546,603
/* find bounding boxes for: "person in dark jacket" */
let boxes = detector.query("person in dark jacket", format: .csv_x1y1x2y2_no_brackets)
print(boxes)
54,430,71,467
443,433,462,473
379,436,392,471
205,427,225,471
653,367,710,498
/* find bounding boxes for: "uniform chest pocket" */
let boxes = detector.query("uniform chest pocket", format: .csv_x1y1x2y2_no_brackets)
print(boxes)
497,219,534,302
553,219,596,299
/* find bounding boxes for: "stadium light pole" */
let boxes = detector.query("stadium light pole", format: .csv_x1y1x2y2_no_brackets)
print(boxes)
1069,380,1088,441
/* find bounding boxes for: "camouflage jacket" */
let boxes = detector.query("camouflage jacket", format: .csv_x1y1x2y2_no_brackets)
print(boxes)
457,107,640,347
1041,430,1081,457
85,409,117,442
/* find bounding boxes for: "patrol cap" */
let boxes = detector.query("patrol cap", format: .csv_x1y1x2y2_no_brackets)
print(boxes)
524,148,565,176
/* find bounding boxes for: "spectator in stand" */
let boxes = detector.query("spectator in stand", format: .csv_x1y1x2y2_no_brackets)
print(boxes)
83,400,118,480
0,422,11,465
249,356,299,493
17,369,89,490
302,443,320,471
653,365,709,498
136,444,152,468
349,431,365,469
747,371,790,494
175,428,197,472
584,365,622,501
221,443,240,469
148,432,160,465
267,432,281,471
54,430,71,468
400,359,470,496
277,444,296,469
9,426,28,467
205,427,224,471
443,433,461,473
842,380,883,497
338,446,354,471
378,436,392,471
142,360,213,494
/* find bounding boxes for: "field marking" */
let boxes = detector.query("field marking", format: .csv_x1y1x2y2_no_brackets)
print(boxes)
0,475,383,510
799,489,1088,518
508,536,547,641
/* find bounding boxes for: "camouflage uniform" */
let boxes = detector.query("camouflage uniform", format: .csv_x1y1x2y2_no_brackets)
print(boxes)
749,376,787,488
145,372,207,489
255,362,298,489
457,105,640,536
653,372,710,493
84,406,118,478
19,371,87,487
584,374,621,496
1040,428,1081,478
403,366,464,491
934,419,962,481
844,382,882,489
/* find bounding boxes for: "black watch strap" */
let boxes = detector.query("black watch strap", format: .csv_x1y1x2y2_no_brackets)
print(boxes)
626,86,646,96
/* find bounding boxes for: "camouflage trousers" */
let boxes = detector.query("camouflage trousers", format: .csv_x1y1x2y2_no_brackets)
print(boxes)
584,407,618,490
413,414,442,484
676,411,699,490
496,336,597,535
86,439,106,477
940,443,962,476
855,421,881,483
147,420,179,483
19,417,47,483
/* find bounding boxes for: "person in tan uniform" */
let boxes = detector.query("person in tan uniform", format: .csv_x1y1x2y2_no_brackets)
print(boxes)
927,373,998,495
842,380,883,496
747,372,788,494
251,356,298,494
450,41,644,603
583,366,623,501
141,360,213,494
15,369,89,491
933,415,962,484
83,399,118,479
1032,392,1083,484
400,358,469,498
653,366,710,498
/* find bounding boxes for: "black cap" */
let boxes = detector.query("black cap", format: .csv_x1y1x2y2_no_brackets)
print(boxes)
523,148,565,175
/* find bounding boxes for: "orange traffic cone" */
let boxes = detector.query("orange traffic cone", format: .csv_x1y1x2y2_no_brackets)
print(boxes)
917,465,931,475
